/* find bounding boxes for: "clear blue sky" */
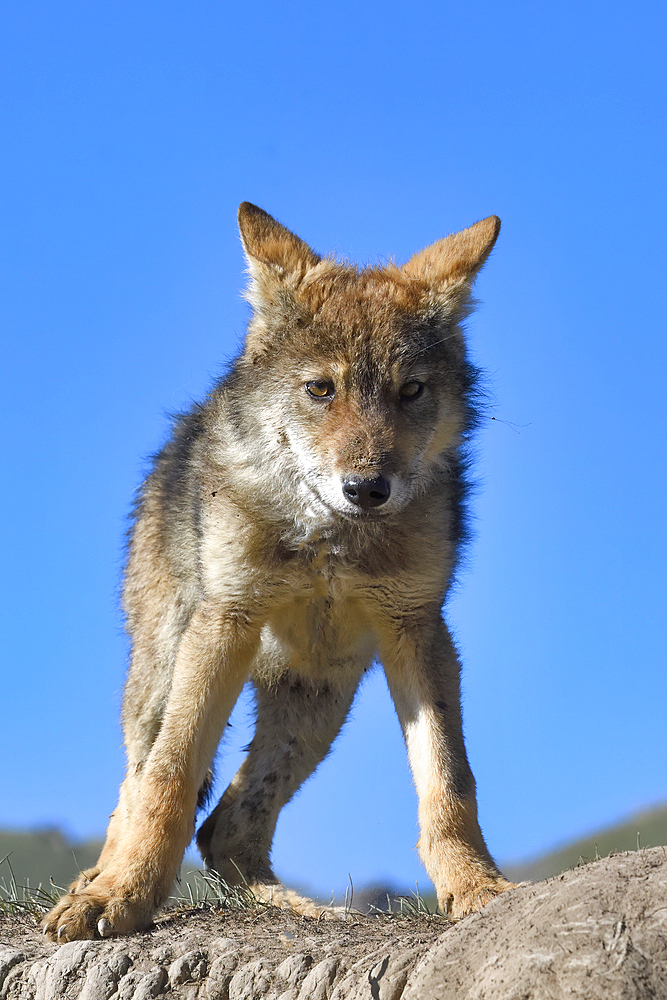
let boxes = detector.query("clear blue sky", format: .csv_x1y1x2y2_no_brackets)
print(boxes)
2,1,665,898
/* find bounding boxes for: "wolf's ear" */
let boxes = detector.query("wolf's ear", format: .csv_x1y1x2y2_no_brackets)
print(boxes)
238,203,321,305
401,216,500,301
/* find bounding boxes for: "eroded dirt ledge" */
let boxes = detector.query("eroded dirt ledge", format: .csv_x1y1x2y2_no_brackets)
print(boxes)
1,847,666,999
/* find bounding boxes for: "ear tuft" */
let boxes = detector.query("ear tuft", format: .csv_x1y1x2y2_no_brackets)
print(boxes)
401,216,501,292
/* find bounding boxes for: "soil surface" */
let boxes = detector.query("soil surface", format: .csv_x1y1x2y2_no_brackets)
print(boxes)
1,847,665,998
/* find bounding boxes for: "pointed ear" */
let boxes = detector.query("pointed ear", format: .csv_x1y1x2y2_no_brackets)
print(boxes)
401,216,500,297
237,203,321,307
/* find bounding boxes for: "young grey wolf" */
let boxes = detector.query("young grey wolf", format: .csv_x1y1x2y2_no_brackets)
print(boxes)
44,203,514,941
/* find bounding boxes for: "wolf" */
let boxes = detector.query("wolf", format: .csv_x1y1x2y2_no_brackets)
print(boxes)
43,202,514,942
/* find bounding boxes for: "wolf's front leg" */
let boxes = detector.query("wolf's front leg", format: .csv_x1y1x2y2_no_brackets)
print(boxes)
42,602,258,942
380,614,514,918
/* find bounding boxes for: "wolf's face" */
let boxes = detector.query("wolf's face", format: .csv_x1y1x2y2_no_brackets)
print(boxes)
233,204,497,525
271,306,471,522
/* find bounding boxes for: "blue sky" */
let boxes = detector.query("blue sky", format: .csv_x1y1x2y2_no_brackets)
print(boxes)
1,0,666,898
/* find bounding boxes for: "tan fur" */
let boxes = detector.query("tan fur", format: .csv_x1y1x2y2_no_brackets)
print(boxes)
43,204,514,942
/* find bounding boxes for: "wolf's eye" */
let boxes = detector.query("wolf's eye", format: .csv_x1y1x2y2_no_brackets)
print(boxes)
400,381,424,400
306,380,335,400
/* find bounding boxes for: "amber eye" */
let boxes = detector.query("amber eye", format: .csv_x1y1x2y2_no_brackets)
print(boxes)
400,381,424,400
305,380,335,400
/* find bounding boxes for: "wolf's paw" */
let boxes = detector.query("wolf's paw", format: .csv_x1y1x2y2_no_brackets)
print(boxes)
68,866,101,894
441,875,516,919
249,883,340,919
42,882,154,942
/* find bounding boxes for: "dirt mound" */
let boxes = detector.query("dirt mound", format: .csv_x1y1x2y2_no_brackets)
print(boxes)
1,847,665,998
406,846,667,999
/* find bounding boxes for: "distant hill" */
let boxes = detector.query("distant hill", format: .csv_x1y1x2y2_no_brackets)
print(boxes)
0,828,201,897
2,802,666,901
0,827,103,892
503,802,667,881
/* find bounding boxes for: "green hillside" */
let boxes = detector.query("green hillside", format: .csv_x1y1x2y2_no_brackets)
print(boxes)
0,829,203,900
0,828,103,893
503,802,667,881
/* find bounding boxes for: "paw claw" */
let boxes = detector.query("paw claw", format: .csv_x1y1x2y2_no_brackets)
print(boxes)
57,924,67,942
97,917,113,938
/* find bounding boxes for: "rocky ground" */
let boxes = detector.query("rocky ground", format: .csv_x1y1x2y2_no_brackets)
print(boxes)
1,847,665,999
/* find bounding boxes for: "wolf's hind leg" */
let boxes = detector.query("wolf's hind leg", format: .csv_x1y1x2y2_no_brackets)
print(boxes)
196,669,362,912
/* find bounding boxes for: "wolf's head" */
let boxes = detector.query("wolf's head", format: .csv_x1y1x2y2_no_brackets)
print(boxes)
233,203,499,525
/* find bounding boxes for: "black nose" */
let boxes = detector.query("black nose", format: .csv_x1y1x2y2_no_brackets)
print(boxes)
342,475,391,510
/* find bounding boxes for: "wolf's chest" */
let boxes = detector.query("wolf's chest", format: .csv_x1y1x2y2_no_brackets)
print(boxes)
251,569,376,683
